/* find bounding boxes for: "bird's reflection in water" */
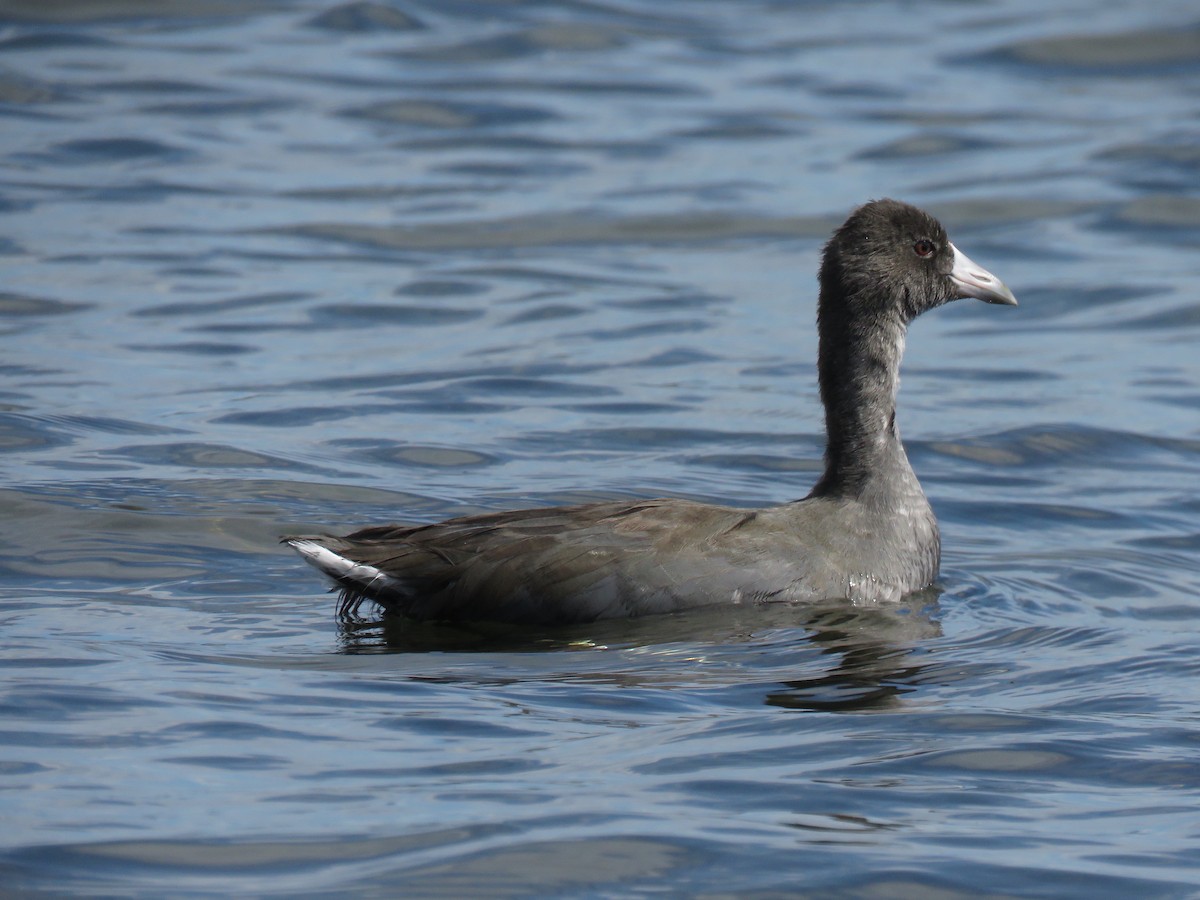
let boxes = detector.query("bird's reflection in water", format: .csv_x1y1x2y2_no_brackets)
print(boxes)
762,589,941,712
334,589,942,713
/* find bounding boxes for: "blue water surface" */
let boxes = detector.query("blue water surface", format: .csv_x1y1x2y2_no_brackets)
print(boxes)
3,0,1200,895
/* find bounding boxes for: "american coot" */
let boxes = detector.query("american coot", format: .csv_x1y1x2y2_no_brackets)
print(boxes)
286,199,1016,624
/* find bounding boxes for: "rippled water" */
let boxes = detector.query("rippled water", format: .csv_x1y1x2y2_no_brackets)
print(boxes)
3,0,1200,895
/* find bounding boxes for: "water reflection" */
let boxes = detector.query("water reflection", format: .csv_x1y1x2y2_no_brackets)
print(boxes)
763,591,941,712
336,590,941,714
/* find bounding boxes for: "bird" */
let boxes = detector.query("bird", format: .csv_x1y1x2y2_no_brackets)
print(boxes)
285,198,1016,625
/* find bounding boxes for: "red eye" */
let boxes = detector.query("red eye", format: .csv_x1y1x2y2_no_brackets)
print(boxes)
914,239,935,258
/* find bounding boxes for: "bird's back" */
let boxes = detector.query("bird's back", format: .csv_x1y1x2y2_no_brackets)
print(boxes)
287,487,936,623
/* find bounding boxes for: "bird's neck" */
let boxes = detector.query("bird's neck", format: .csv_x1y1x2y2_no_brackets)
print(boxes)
810,310,915,498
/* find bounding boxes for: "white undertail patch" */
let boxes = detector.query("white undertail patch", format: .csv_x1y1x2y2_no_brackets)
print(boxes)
286,539,402,595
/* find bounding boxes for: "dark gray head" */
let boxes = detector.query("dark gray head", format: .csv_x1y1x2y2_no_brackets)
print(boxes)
811,199,1016,497
819,198,1016,327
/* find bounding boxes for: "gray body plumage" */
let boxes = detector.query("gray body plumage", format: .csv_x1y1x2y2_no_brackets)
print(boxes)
286,199,1016,624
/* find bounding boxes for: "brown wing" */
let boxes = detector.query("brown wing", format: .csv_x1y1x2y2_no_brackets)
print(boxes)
292,499,764,623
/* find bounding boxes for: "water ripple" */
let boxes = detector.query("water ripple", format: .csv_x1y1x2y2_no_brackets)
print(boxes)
4,0,1200,895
